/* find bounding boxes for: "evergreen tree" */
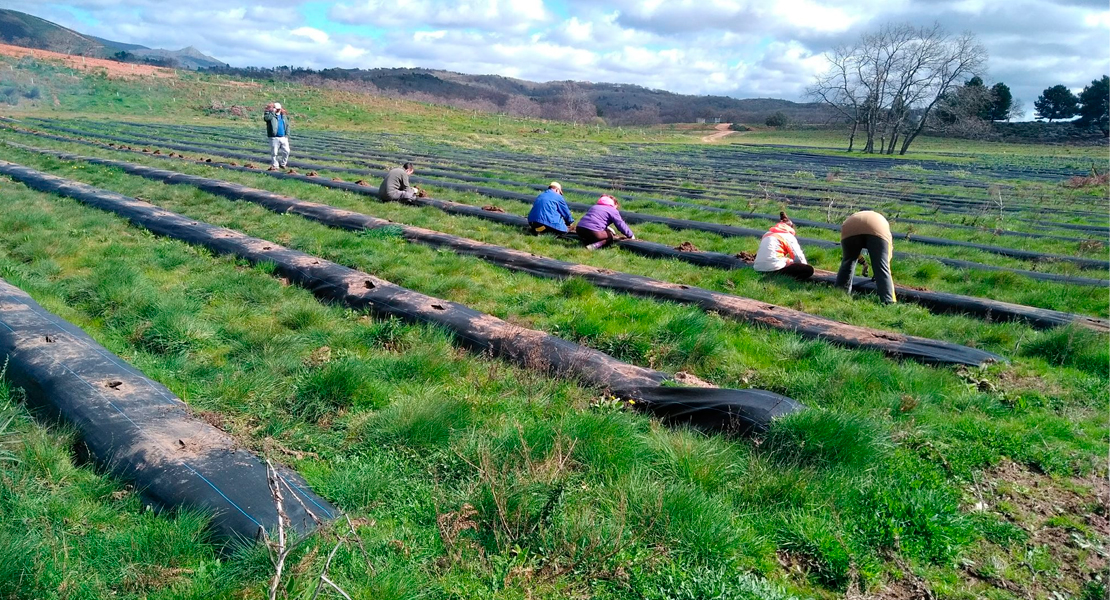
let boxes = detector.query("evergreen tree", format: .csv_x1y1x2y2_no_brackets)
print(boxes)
1034,85,1079,122
988,82,1012,121
1076,75,1109,136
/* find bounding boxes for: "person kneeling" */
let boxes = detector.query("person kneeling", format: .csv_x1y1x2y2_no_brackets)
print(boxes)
575,195,634,250
753,212,813,280
528,182,575,235
379,162,421,203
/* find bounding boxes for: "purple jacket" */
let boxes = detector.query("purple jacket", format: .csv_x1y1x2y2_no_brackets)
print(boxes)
577,205,633,238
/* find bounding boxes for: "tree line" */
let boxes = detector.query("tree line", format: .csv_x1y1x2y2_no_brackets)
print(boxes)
1033,76,1109,135
198,65,837,127
809,22,1108,154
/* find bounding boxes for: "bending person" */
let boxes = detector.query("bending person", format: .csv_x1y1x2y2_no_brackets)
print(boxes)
527,182,575,235
836,210,896,304
263,102,290,170
754,212,813,280
379,162,421,203
576,195,634,250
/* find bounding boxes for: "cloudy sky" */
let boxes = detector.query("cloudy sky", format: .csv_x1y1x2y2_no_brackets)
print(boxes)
9,0,1110,114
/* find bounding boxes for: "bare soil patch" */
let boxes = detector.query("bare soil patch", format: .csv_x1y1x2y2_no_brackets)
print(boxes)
960,460,1108,598
0,43,176,79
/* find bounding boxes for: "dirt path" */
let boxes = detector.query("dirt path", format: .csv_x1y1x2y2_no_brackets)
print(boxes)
701,122,736,143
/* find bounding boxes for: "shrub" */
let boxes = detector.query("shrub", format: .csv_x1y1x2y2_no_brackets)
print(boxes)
765,112,789,127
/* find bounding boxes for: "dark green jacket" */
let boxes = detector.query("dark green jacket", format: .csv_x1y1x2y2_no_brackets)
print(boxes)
379,167,416,201
264,111,289,138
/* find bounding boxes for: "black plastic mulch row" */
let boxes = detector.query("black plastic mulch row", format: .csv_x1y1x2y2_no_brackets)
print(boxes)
20,145,1017,365
0,277,336,542
0,158,804,435
11,139,1104,332
6,123,1107,285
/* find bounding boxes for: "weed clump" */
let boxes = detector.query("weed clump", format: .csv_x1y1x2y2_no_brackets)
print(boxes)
1021,325,1109,377
291,357,383,421
364,393,472,450
761,410,889,470
360,225,404,240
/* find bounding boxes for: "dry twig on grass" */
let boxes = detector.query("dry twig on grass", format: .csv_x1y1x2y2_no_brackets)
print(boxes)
309,537,352,600
261,460,291,600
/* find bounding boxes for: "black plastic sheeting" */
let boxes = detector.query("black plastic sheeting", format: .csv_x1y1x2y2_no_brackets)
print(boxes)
113,120,1110,244
621,242,1110,333
11,122,1108,270
7,141,1105,332
262,133,1110,238
101,127,1110,265
0,159,804,435
39,118,1110,226
0,277,336,543
28,148,1009,366
10,126,1106,288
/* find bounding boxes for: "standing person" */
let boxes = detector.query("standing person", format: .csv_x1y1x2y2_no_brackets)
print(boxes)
264,102,290,170
527,182,574,235
754,212,813,279
836,210,896,304
576,195,635,250
379,162,421,203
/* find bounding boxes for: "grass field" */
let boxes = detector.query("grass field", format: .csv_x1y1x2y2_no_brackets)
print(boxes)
0,52,1106,600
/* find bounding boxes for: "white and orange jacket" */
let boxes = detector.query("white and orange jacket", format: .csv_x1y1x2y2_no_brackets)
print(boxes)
754,223,807,272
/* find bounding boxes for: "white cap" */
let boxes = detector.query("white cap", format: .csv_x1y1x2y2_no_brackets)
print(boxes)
273,102,282,110
549,181,562,191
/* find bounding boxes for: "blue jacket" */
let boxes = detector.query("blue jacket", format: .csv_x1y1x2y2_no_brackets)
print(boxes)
528,189,574,232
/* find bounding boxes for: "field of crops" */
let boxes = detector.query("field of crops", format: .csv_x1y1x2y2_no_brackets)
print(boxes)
0,74,1106,600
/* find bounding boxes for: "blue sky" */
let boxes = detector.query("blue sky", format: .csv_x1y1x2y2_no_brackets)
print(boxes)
8,0,1109,111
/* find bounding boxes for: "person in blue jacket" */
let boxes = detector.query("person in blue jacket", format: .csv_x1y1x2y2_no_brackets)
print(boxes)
527,182,574,235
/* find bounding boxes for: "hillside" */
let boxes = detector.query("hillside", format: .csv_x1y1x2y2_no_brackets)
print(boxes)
0,8,102,56
0,8,826,125
0,9,224,70
218,65,838,126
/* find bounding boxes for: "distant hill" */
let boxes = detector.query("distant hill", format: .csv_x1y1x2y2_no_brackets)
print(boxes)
212,65,837,126
0,9,102,56
0,8,828,126
0,9,225,70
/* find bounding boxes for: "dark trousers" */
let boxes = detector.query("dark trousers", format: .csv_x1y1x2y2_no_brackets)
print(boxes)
529,222,565,235
836,234,896,303
576,227,615,246
770,262,814,280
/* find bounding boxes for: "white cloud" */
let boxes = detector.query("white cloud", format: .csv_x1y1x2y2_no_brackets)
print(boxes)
7,0,1107,111
329,0,550,32
291,27,330,44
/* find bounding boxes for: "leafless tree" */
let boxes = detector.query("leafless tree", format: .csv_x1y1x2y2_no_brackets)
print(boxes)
808,23,987,154
503,94,543,118
541,82,596,123
927,80,995,139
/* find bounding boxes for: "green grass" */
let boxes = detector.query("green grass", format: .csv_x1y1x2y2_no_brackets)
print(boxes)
722,126,1110,162
2,130,1106,320
0,56,1104,599
23,116,1107,279
0,146,1104,597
